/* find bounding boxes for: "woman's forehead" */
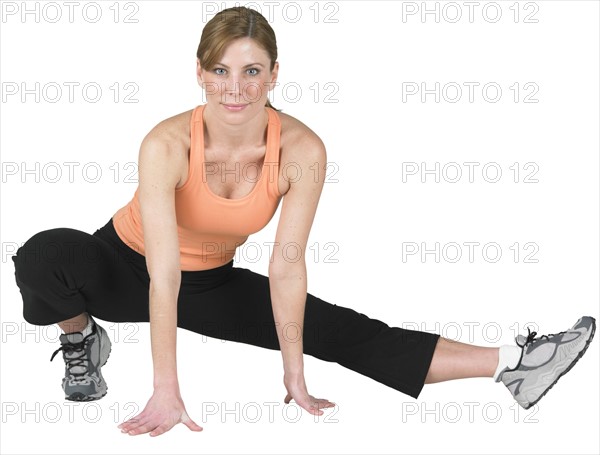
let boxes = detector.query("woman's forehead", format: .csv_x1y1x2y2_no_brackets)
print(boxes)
218,39,270,62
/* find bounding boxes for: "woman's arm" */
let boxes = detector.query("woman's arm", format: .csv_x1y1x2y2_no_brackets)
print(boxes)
117,125,202,436
138,132,184,390
269,131,335,414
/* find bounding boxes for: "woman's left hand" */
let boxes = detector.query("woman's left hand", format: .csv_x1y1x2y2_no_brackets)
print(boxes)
283,373,336,415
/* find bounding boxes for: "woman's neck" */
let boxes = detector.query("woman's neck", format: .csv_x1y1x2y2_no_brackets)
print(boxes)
202,104,268,152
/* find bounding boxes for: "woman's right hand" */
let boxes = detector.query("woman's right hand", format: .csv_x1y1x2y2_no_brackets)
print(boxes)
117,387,203,437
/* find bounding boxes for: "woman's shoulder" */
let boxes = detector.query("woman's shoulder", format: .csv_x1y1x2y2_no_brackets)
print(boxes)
142,108,195,147
277,109,326,161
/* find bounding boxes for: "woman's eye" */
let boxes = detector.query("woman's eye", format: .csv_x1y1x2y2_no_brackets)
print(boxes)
212,68,259,76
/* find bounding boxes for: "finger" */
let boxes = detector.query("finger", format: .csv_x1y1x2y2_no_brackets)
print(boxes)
297,399,323,416
119,416,151,433
118,419,137,431
310,395,336,407
126,419,161,436
118,412,146,429
314,399,336,408
307,405,324,416
183,420,204,432
149,423,173,437
125,418,155,434
308,400,336,413
181,412,203,432
284,392,292,404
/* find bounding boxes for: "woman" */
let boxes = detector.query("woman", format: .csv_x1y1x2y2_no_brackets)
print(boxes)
11,6,596,437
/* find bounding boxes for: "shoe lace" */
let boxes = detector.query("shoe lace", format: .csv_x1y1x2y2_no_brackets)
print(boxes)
50,339,90,382
517,326,566,348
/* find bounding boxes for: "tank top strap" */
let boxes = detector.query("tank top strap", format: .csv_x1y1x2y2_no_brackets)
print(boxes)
264,106,282,198
173,105,205,195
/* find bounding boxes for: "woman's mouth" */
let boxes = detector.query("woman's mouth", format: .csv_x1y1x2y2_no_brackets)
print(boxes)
222,104,248,112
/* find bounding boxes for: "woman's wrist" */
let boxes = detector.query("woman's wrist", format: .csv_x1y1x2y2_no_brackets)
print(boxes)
153,375,180,391
283,364,305,379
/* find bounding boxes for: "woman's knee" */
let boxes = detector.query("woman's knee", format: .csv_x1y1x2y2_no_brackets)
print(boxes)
12,227,99,284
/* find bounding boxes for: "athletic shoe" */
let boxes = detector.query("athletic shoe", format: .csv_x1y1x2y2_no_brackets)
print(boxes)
496,316,596,409
50,316,112,401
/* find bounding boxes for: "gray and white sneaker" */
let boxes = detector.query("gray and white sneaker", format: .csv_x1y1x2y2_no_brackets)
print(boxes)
496,316,596,409
50,316,112,401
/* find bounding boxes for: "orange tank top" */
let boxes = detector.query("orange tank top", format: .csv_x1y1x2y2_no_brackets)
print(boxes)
112,104,283,271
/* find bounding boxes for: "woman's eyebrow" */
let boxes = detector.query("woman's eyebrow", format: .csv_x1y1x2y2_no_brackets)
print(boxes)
214,62,265,68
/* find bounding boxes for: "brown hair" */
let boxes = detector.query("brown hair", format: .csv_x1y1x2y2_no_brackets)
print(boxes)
197,6,280,111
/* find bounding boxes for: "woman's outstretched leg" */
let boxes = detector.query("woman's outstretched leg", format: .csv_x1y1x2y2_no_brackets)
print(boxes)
425,338,499,383
178,266,440,399
424,317,596,409
177,265,596,410
174,263,597,409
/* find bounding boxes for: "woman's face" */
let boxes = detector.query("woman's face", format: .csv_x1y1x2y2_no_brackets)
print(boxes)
197,37,278,120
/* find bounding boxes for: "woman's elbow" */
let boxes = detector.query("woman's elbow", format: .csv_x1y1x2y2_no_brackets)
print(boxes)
268,258,306,281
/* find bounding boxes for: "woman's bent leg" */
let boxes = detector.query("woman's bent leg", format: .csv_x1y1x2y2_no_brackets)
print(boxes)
58,313,90,334
11,218,152,401
11,218,152,326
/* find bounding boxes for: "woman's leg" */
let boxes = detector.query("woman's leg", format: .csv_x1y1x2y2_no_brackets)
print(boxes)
11,218,152,401
176,265,441,399
425,339,499,383
14,220,592,409
176,265,596,410
58,313,90,334
12,218,152,327
425,319,596,410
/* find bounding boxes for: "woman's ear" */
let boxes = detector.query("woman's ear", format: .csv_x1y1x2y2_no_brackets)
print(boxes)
267,61,279,92
196,59,204,85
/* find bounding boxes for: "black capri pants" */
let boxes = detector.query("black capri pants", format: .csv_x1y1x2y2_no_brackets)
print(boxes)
11,218,440,399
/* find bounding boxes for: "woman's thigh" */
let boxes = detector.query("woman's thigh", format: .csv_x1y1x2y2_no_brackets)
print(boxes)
177,265,404,355
12,223,151,325
176,266,279,349
176,265,439,396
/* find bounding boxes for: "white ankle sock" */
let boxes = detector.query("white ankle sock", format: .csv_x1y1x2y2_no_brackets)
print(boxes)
80,315,93,338
493,345,522,381
64,314,93,337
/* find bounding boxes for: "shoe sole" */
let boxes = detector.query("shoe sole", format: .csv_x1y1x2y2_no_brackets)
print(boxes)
65,329,112,402
523,317,596,409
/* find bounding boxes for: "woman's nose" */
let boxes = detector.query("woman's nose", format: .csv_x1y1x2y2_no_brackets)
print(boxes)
224,74,242,94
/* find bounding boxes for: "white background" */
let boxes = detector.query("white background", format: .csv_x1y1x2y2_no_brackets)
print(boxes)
1,1,599,454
